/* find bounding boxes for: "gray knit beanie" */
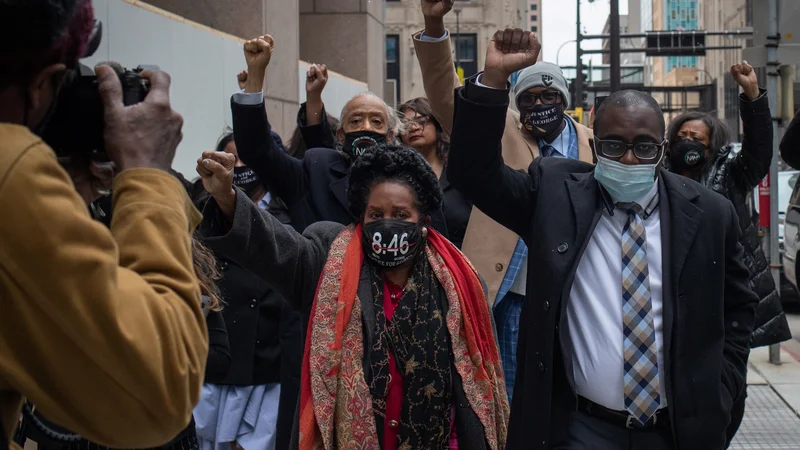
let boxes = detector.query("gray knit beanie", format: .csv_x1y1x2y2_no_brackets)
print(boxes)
513,62,571,109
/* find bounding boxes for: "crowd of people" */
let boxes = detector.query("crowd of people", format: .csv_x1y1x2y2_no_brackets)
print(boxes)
1,0,799,450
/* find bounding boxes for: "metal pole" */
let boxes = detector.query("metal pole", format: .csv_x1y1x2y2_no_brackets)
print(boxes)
557,39,577,67
609,0,621,92
575,0,583,109
455,9,461,71
766,0,781,365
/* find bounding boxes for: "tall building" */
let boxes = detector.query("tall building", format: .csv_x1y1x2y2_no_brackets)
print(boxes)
384,0,526,106
637,0,751,123
526,0,543,40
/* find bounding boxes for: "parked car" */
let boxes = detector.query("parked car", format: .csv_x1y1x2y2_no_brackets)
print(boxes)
775,170,800,303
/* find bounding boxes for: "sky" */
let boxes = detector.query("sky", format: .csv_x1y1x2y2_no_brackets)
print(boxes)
542,0,630,67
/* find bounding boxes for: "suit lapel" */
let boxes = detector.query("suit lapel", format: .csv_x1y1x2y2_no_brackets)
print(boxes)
329,160,350,214
657,176,675,408
565,171,602,251
662,168,702,292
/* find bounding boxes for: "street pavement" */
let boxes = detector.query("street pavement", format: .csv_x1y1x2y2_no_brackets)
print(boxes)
731,309,800,449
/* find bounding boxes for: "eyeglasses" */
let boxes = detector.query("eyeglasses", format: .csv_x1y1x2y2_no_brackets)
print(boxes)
403,116,430,130
517,91,561,108
593,137,665,161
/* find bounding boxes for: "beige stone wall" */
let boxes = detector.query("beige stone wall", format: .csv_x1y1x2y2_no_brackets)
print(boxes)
299,0,386,94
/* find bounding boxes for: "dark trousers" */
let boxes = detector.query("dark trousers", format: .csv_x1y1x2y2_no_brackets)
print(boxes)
725,388,747,448
550,410,674,450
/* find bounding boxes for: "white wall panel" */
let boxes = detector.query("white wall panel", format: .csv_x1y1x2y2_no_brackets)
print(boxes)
82,0,366,178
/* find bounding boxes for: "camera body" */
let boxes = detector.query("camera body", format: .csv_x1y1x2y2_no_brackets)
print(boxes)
42,63,155,160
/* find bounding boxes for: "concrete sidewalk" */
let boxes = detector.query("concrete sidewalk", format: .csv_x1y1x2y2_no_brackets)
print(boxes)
730,345,800,449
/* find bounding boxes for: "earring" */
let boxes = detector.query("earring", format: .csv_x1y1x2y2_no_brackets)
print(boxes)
421,227,428,238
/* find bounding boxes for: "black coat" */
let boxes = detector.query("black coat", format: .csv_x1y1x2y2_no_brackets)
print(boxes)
780,108,800,169
199,190,497,450
231,99,450,238
698,91,790,348
447,77,757,450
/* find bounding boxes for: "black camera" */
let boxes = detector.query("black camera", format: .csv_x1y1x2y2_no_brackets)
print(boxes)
41,21,156,160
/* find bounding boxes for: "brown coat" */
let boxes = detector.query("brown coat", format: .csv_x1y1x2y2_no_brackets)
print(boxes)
412,33,594,304
0,124,208,449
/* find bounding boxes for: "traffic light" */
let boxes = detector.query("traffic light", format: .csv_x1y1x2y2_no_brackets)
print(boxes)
645,31,706,56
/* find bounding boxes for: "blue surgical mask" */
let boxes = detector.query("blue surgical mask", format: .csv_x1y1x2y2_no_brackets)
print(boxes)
594,156,659,204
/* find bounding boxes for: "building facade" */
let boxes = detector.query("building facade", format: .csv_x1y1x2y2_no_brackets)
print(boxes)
143,0,386,136
384,0,527,106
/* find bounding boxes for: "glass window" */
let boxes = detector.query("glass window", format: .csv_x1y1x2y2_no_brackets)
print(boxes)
672,10,677,20
531,4,537,10
680,9,686,20
532,26,538,32
690,9,696,20
531,15,537,21
385,36,398,63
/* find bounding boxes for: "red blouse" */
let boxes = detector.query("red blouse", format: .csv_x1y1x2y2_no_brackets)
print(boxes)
381,280,458,450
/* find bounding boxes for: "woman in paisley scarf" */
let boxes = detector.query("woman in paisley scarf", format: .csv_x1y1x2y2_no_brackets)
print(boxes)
196,144,508,450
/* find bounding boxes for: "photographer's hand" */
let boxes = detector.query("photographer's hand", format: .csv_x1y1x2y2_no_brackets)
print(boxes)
97,65,184,172
196,151,236,221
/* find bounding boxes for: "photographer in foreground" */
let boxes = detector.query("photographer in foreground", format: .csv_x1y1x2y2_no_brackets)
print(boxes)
0,1,208,448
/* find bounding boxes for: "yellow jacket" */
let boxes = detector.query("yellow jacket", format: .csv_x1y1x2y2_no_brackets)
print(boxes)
0,124,208,448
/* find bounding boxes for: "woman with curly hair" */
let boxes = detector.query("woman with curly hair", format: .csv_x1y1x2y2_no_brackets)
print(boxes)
196,144,508,450
400,98,472,249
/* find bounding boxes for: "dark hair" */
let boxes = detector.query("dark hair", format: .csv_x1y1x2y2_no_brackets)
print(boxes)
215,129,235,154
595,90,665,137
399,97,450,162
0,0,94,87
666,111,730,157
347,144,443,219
288,113,339,159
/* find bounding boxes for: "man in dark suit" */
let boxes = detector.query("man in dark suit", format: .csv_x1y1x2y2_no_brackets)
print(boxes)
447,28,757,450
229,34,449,236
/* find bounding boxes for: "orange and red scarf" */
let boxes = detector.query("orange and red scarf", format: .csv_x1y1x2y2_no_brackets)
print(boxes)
298,224,508,449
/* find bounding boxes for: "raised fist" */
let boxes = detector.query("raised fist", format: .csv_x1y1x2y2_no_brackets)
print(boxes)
730,60,760,101
421,0,453,19
306,64,328,99
483,29,541,89
196,151,235,201
243,35,274,72
237,70,248,90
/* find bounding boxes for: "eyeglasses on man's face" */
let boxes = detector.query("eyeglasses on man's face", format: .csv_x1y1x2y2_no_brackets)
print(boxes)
517,91,561,108
593,137,666,161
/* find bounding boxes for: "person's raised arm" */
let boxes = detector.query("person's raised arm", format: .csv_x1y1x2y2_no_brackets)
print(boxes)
448,29,542,238
233,35,307,205
0,67,207,449
297,63,337,150
728,61,773,191
195,151,334,313
413,0,460,134
780,109,800,169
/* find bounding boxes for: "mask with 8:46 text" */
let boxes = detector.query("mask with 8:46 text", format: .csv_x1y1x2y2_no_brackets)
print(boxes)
361,219,422,268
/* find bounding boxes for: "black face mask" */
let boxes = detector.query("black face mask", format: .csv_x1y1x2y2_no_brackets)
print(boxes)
362,219,423,269
343,130,387,159
521,103,564,138
669,139,708,172
233,166,262,197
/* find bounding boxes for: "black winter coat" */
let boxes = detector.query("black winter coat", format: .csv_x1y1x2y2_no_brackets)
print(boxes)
699,91,791,348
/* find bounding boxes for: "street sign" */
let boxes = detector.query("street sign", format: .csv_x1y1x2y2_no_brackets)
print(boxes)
645,31,706,56
759,174,771,227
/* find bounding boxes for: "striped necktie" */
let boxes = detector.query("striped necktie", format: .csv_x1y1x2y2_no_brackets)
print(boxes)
619,202,661,425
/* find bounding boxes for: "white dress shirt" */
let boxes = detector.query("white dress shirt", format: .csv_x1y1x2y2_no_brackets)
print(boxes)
567,182,667,411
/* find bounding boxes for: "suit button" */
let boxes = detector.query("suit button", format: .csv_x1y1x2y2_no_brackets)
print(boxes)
495,263,504,272
543,301,550,311
250,299,257,308
388,420,399,429
538,362,546,373
219,261,228,270
557,243,569,253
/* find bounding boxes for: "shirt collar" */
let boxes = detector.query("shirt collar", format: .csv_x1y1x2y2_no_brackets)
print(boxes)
539,115,573,157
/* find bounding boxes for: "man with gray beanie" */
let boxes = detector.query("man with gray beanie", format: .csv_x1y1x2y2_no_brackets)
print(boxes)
414,0,593,402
